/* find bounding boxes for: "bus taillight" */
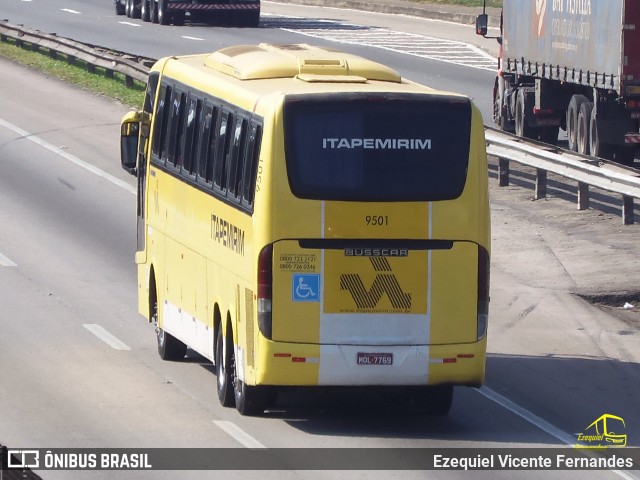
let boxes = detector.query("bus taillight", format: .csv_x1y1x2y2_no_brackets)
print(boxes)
477,246,490,340
257,244,273,340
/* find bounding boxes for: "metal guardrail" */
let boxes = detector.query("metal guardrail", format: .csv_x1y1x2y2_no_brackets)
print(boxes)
0,20,152,86
1,20,639,224
485,128,640,225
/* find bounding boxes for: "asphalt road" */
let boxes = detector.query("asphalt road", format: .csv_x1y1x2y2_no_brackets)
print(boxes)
1,1,640,479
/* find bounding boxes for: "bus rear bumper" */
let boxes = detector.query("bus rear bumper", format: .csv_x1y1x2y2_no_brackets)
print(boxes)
254,337,486,388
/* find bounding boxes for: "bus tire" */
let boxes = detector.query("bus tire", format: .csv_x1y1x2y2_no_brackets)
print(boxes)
412,385,453,416
154,296,187,360
158,0,169,25
157,327,187,361
233,349,267,416
215,326,235,408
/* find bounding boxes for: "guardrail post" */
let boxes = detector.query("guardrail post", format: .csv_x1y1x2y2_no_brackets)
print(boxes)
498,157,509,187
124,75,134,88
535,169,547,200
87,63,96,74
622,195,635,225
105,69,114,79
67,55,76,66
578,182,589,210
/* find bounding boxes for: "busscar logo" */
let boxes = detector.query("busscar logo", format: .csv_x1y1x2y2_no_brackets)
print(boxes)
575,414,627,449
340,257,411,311
535,0,547,36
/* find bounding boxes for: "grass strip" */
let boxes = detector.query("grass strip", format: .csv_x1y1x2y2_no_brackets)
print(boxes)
0,38,145,107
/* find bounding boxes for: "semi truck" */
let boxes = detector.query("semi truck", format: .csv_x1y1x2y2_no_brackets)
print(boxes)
115,0,260,27
476,0,640,165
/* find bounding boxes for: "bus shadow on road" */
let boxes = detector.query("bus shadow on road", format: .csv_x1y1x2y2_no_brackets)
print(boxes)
248,353,639,446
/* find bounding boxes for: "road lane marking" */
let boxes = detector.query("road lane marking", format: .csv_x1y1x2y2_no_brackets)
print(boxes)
119,21,141,27
479,387,639,480
261,14,496,71
61,8,81,14
182,36,204,41
0,118,136,196
213,421,266,449
0,252,17,267
83,324,131,351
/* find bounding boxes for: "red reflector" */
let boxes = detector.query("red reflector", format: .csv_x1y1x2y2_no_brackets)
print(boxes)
292,357,305,363
274,353,291,358
443,358,457,364
457,354,475,359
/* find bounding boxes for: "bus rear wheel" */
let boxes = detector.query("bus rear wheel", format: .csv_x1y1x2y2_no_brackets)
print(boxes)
412,385,453,416
215,327,235,407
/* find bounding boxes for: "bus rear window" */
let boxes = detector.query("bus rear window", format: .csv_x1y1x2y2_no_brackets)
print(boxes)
283,94,472,201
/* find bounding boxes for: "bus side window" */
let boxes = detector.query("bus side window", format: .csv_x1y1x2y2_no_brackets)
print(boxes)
200,103,220,185
167,90,187,169
183,97,202,177
214,110,232,192
152,84,171,164
227,117,248,201
242,123,262,208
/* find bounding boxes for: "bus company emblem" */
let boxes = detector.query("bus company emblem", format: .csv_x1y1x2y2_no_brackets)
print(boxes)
345,248,408,258
340,257,411,310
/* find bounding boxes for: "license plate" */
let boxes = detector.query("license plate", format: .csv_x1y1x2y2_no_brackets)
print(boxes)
357,352,393,366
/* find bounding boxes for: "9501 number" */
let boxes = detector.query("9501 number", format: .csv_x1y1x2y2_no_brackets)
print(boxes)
365,215,389,226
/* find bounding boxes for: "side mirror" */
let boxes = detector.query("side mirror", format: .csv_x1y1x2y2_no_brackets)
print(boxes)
120,111,142,176
476,14,488,36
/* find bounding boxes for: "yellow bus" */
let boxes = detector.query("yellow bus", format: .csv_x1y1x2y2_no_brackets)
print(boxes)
120,43,490,416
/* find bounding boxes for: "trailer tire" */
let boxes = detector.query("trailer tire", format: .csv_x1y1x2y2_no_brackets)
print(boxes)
150,0,158,23
158,0,169,25
589,107,612,159
115,0,126,15
576,101,592,156
567,95,588,152
141,0,150,22
515,90,535,139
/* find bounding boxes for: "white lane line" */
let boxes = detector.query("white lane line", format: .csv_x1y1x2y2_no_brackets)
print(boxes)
0,252,17,267
213,420,266,449
61,8,81,14
83,324,131,350
119,21,141,27
0,118,136,196
478,387,639,480
182,36,204,41
478,386,577,445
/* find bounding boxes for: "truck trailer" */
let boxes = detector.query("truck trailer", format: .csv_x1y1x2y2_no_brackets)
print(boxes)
477,0,640,165
115,0,260,27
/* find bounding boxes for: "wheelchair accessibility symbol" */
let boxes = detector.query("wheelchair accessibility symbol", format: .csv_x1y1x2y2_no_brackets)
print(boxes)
292,274,320,302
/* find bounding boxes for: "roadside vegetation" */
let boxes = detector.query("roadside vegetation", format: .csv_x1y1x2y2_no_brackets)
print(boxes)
0,39,145,107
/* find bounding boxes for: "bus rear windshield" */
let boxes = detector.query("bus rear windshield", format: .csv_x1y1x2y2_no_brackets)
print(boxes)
283,93,472,202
